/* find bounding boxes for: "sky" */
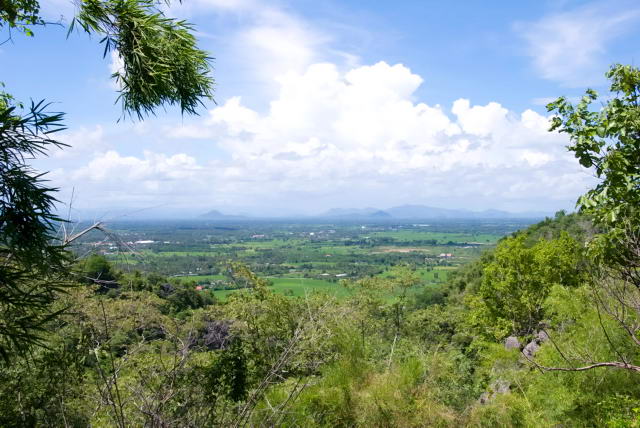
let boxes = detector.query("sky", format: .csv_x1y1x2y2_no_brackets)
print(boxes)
2,0,640,218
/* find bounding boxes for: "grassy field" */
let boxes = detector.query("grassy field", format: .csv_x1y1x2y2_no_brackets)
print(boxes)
379,267,452,283
370,230,499,244
212,277,352,300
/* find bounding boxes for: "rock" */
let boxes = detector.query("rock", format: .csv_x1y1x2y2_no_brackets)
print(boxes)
492,379,510,394
537,330,549,342
522,330,550,358
478,379,511,404
522,340,540,358
504,336,520,350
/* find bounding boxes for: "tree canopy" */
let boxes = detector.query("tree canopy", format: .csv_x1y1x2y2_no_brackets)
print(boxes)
548,64,640,263
0,0,214,359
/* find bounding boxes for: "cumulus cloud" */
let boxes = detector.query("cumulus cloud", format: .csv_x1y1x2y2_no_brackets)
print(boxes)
517,1,640,86
238,8,330,79
53,126,107,159
167,0,342,85
73,151,202,184
58,60,594,214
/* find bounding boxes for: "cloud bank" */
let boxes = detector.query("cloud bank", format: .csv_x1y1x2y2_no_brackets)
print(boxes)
56,60,593,216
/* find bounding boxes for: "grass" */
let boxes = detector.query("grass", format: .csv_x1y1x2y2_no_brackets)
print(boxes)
210,270,448,302
213,277,352,300
379,267,451,283
271,278,352,297
370,230,500,244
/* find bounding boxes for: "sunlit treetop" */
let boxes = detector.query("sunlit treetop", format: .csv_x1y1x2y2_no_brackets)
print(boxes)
548,64,640,228
548,64,640,264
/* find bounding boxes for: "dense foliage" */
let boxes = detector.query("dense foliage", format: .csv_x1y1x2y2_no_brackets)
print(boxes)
0,98,70,360
73,0,214,118
1,0,214,362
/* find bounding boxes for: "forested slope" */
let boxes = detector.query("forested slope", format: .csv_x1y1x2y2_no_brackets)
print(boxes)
1,211,639,427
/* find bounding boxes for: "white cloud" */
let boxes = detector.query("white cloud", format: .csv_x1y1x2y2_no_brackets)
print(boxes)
109,50,124,75
451,99,508,137
517,2,640,86
73,151,202,183
53,126,107,159
60,60,593,214
167,0,345,86
208,96,260,135
233,7,332,81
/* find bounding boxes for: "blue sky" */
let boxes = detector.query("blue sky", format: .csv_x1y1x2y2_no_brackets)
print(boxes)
2,0,639,218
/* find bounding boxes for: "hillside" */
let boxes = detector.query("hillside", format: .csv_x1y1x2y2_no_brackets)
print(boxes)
7,211,640,426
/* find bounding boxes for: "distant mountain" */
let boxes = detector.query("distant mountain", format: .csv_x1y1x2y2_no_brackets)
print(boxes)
370,210,392,218
318,205,548,220
321,207,380,217
385,205,522,219
320,207,392,218
475,209,515,218
198,205,549,221
199,210,247,220
385,205,461,218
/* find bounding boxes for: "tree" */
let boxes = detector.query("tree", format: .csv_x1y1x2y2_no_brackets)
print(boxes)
2,0,214,118
0,98,70,360
0,0,43,37
73,0,214,118
81,254,117,290
0,0,214,360
467,233,583,341
529,64,640,373
548,64,640,264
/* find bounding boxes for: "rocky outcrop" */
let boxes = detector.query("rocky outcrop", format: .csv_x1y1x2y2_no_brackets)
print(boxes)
479,379,511,404
504,335,520,350
522,330,549,358
481,331,550,405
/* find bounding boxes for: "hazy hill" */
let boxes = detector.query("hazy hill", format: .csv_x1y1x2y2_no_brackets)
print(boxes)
321,207,383,217
198,205,549,220
200,210,247,220
319,204,546,220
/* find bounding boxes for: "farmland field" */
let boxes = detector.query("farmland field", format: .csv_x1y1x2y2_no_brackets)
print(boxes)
212,277,352,300
70,218,537,299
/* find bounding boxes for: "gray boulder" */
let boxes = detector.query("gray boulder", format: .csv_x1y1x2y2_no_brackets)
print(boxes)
479,379,511,404
522,340,540,358
522,330,550,358
504,336,520,350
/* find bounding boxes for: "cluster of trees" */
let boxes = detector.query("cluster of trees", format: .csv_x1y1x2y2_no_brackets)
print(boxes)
3,0,640,425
